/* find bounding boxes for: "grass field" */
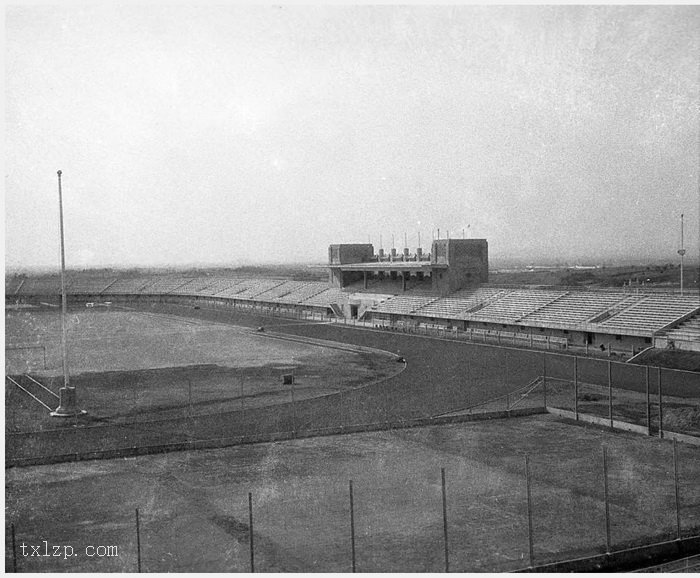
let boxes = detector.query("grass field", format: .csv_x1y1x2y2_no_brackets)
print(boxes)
5,306,397,432
6,415,700,573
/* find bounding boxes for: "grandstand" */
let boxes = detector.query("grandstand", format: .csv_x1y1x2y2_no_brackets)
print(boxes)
663,315,700,351
598,295,700,335
517,291,633,327
466,289,568,324
7,238,700,354
370,294,440,316
415,287,511,319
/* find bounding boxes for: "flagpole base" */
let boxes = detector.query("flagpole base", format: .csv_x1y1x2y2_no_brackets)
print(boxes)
50,387,87,417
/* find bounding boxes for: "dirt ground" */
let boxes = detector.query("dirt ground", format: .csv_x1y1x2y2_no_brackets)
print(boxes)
6,414,700,573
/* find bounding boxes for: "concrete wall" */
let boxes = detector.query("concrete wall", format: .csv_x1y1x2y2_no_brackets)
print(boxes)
328,244,375,287
430,239,488,294
328,244,374,265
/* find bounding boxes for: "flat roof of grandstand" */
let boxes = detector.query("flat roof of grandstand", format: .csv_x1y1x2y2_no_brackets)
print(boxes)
332,262,434,271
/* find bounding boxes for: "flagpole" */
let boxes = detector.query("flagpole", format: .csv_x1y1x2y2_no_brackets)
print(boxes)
51,170,85,417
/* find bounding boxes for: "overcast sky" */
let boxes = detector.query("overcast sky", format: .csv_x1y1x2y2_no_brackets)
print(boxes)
5,4,699,269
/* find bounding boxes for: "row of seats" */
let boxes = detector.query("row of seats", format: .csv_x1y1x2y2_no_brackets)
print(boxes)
599,295,700,333
372,295,439,315
519,292,631,325
664,316,700,342
9,274,699,336
468,290,568,323
274,282,330,304
415,287,511,319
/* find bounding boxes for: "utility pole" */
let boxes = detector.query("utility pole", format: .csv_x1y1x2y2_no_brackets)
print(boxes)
678,213,686,296
51,170,86,418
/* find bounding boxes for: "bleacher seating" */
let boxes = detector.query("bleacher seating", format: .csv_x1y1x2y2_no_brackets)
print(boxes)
67,277,117,295
217,279,284,299
196,278,248,296
252,281,302,301
5,277,26,296
518,291,631,326
169,278,216,294
12,270,699,341
467,290,568,323
15,277,61,295
598,295,700,334
135,277,192,294
664,315,700,343
302,287,347,307
274,282,329,304
372,295,439,315
415,287,511,319
103,278,155,294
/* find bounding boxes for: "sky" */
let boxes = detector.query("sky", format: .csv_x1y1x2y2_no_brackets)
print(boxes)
5,4,699,269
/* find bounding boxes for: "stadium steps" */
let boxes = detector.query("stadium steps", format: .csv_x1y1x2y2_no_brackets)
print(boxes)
100,279,119,294
169,277,220,295
467,290,567,323
103,278,153,294
586,294,646,323
664,315,700,342
595,295,700,334
371,295,439,315
513,291,570,323
199,278,249,296
462,289,513,314
68,277,118,295
6,375,59,412
518,291,631,327
275,282,330,304
300,287,346,307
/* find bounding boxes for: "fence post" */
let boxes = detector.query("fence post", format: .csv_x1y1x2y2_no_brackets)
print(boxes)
673,439,681,541
608,361,613,429
11,522,17,573
574,356,579,420
645,366,651,436
248,492,255,572
188,378,193,443
349,480,356,573
602,447,611,554
441,467,449,572
658,369,664,439
135,508,142,573
525,454,535,567
541,354,546,400
291,374,297,437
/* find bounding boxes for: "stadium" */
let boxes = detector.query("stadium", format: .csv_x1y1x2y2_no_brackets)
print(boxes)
6,4,700,574
6,238,700,572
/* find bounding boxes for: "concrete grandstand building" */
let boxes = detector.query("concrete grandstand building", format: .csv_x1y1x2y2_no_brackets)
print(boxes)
6,238,700,354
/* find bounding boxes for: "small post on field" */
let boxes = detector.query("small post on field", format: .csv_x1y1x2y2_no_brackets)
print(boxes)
248,492,255,572
602,447,611,554
608,360,613,429
645,366,651,435
525,455,535,567
349,480,356,572
673,439,681,540
441,467,450,572
541,354,546,406
291,371,297,437
11,522,17,572
188,378,193,443
658,369,664,439
135,508,142,573
574,356,579,420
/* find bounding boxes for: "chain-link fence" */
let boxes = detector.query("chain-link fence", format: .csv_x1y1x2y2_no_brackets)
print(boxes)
6,437,699,572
